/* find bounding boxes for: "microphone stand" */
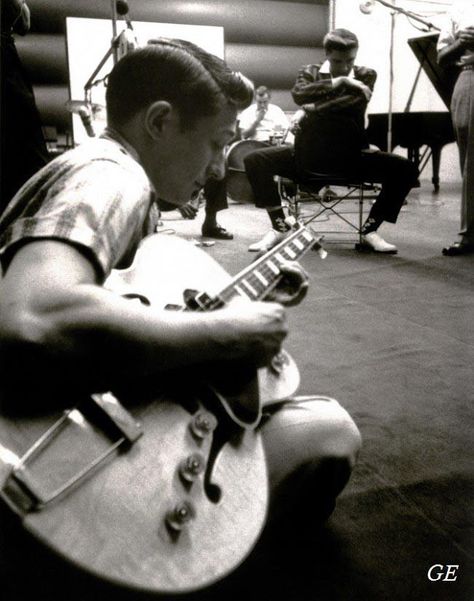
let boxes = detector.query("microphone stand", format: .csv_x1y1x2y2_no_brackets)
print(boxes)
369,0,439,152
110,0,119,64
372,0,439,32
83,0,121,105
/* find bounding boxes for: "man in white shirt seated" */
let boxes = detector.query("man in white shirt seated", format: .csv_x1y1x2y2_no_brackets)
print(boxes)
238,86,291,143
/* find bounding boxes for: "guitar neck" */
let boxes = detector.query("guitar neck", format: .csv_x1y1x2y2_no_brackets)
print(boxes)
202,226,319,309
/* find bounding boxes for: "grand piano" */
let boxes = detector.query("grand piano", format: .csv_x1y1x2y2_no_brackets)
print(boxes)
366,33,459,192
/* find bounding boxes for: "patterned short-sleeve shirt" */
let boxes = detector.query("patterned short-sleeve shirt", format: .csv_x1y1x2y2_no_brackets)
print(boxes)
0,129,160,281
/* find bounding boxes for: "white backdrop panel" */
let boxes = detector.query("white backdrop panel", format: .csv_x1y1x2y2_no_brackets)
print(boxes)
66,18,224,144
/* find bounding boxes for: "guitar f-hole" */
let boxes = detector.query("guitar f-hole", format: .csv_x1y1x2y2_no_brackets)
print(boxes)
203,423,244,503
203,428,224,504
202,415,242,504
121,293,151,306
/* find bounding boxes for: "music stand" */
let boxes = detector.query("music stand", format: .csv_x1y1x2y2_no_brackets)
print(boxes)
362,0,439,151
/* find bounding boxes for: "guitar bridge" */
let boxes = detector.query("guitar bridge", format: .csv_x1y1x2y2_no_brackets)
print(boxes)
1,393,142,515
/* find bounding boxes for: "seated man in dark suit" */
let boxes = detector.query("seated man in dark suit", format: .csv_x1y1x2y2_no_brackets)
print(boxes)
244,28,418,254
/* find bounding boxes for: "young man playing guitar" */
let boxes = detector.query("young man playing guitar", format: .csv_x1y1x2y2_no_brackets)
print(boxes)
0,40,360,598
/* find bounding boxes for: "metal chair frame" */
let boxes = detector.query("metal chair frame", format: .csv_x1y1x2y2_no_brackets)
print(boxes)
278,175,380,248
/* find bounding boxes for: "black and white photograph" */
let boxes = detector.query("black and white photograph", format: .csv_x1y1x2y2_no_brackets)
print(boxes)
0,1,472,600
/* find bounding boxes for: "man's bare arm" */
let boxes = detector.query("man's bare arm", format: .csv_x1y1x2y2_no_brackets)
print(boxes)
0,240,288,393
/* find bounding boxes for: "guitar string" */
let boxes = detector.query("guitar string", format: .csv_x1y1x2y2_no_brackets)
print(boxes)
234,236,312,296
198,230,315,310
217,233,314,305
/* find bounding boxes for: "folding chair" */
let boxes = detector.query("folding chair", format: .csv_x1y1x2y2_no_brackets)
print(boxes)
279,172,380,249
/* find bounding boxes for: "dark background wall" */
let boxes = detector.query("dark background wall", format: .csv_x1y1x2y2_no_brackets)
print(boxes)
17,0,329,137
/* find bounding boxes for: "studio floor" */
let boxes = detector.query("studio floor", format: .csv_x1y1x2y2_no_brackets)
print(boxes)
158,174,473,601
3,172,471,601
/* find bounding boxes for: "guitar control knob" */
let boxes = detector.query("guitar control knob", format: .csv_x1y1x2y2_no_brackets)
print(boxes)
189,410,217,439
270,351,288,374
179,453,205,482
166,500,196,531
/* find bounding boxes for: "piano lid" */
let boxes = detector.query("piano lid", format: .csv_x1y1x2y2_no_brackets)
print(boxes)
408,32,460,110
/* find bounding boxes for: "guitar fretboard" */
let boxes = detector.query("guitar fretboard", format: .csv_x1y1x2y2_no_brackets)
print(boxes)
200,226,319,310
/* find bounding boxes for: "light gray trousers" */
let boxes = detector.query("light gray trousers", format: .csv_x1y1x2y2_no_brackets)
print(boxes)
451,69,474,243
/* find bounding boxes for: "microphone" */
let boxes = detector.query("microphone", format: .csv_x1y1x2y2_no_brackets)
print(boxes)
115,0,138,55
78,107,95,137
359,0,375,14
117,28,138,59
116,0,129,15
116,0,134,30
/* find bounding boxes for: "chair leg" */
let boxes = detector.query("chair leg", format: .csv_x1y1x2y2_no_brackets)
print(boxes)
293,180,375,246
278,178,300,221
287,184,301,221
354,184,365,251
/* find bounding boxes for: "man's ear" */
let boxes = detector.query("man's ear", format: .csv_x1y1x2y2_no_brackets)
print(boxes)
144,101,174,140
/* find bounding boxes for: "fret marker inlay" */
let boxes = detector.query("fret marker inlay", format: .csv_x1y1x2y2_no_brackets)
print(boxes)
242,279,257,297
266,260,280,274
293,239,304,250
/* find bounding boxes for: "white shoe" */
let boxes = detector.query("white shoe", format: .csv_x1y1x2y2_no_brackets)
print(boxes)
361,231,398,254
248,229,287,252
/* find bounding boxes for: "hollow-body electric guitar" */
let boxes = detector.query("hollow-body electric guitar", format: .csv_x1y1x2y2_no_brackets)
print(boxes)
0,225,320,595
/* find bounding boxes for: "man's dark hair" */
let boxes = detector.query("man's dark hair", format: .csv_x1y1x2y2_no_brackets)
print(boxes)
106,38,254,130
323,28,359,53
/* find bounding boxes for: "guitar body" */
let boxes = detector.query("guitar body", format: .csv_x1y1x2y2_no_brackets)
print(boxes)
0,396,267,594
0,234,302,595
106,234,301,407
